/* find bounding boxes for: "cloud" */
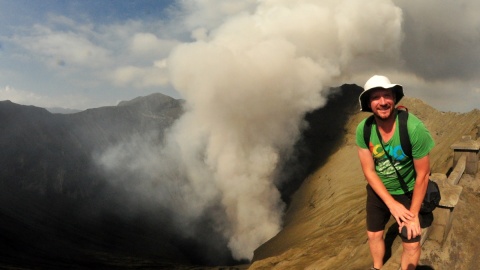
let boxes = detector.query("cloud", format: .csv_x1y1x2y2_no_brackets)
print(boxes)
111,60,169,88
2,0,480,113
130,32,178,56
0,85,90,109
107,32,178,88
2,13,182,109
174,0,258,34
392,72,480,112
10,16,110,69
395,0,480,81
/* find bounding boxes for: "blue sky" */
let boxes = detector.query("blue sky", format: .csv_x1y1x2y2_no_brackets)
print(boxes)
0,1,173,25
0,0,479,112
0,0,181,109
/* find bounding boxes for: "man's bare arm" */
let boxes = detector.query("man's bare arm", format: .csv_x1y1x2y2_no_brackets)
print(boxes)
357,146,414,224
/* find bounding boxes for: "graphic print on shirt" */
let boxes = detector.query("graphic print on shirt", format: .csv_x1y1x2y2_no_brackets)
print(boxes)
369,141,408,177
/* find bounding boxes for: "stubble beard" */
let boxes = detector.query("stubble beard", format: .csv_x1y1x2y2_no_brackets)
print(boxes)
374,106,395,122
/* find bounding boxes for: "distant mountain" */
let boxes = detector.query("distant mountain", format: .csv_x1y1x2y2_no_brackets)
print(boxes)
46,107,81,114
0,93,189,269
0,93,183,196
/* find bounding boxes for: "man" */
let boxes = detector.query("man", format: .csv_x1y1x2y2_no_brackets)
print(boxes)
355,75,435,270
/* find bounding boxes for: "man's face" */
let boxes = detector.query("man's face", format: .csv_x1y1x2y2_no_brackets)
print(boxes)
368,88,395,120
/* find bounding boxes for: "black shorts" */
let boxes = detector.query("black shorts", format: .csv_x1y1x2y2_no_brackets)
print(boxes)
366,184,421,243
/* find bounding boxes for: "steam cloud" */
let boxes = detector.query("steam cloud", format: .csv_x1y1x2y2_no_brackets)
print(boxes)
98,0,403,261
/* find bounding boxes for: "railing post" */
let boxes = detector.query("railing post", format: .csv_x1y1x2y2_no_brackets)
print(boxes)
450,136,480,175
429,173,462,246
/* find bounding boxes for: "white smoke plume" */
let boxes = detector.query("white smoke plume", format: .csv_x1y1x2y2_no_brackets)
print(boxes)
98,0,403,261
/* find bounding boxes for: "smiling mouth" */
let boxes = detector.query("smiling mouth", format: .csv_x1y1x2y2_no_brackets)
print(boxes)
378,107,391,112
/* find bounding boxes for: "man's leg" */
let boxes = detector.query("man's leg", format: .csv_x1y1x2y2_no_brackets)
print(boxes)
401,241,421,270
367,230,385,269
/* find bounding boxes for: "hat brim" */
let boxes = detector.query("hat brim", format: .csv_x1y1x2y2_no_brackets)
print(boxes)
359,85,404,112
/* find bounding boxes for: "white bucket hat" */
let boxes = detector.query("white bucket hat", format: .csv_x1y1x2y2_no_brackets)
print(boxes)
359,75,404,112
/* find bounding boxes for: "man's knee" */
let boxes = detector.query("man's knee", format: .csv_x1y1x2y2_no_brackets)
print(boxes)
367,230,384,241
402,242,420,255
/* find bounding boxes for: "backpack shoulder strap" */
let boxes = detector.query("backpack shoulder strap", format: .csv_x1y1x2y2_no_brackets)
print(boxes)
363,115,375,148
397,109,412,158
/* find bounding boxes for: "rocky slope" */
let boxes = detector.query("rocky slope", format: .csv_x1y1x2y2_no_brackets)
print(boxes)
249,93,480,269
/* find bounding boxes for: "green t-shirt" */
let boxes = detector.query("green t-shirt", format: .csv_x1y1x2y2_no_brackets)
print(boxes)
356,113,435,195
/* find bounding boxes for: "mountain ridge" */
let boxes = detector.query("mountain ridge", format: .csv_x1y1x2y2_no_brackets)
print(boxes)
1,89,479,269
0,93,190,269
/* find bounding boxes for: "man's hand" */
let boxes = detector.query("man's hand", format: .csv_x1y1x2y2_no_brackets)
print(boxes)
389,200,415,225
399,216,421,239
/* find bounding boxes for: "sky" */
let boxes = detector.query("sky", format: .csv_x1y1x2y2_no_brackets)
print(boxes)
0,0,479,112
2,0,480,263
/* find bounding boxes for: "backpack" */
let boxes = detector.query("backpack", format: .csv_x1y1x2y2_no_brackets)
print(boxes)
362,106,412,158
